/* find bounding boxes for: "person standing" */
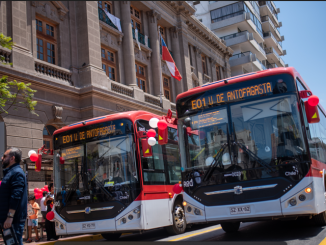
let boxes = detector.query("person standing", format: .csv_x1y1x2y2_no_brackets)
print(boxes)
40,191,48,220
26,195,40,243
44,183,58,241
0,147,27,245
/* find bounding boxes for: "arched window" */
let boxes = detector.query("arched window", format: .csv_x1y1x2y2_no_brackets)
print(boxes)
43,125,57,150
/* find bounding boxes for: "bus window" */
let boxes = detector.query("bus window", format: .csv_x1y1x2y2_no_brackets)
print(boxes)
137,120,181,185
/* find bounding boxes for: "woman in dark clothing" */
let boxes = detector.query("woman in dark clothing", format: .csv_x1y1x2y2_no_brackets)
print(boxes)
44,183,59,241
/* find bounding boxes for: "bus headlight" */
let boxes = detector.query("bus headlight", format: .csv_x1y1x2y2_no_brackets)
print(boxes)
119,206,141,225
289,198,297,206
305,187,312,193
299,194,306,202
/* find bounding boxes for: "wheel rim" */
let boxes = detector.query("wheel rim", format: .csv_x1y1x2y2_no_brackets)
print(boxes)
173,205,185,228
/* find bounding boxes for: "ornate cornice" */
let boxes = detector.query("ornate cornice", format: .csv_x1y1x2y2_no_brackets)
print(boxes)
51,1,69,21
165,1,195,16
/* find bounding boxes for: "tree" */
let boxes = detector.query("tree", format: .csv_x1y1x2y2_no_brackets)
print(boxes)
0,33,38,115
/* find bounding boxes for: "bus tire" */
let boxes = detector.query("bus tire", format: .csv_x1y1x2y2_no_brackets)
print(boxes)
313,211,326,226
101,233,121,241
220,222,240,233
165,200,186,235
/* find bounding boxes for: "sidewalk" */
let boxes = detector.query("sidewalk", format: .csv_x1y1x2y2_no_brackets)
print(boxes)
0,231,103,245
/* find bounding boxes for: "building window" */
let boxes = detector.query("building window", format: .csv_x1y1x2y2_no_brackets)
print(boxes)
43,125,57,150
135,63,146,92
188,45,193,66
163,76,171,101
36,18,56,64
216,65,221,80
201,55,207,75
101,46,116,81
130,5,142,33
98,1,113,14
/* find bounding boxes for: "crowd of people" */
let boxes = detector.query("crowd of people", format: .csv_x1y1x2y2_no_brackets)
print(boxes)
0,147,59,244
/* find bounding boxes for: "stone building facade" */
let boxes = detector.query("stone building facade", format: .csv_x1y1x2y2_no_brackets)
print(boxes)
0,1,232,190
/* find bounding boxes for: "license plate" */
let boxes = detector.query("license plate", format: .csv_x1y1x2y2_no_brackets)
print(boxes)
82,223,96,230
230,206,251,215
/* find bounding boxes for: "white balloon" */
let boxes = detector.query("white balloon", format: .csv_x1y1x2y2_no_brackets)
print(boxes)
149,118,159,128
148,137,157,146
28,150,37,157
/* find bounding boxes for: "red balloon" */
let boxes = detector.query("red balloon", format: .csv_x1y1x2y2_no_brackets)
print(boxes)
308,95,319,107
157,120,167,130
44,185,49,191
147,129,156,138
34,188,40,193
59,157,65,164
172,183,183,194
46,211,55,221
30,153,38,162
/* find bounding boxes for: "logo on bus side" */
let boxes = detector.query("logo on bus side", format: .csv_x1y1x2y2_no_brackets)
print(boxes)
184,179,193,187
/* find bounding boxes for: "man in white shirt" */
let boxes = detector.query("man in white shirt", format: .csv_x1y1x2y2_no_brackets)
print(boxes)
40,191,48,221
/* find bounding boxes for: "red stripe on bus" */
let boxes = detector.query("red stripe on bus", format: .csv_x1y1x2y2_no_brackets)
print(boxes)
135,185,177,201
305,158,326,177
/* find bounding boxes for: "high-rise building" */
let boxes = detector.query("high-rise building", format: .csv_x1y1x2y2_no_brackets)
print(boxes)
189,1,287,76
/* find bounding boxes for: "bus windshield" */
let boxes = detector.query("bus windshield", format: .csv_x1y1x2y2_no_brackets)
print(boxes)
178,78,310,185
54,119,140,211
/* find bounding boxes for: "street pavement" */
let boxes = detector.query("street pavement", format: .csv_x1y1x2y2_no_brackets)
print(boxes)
17,217,326,244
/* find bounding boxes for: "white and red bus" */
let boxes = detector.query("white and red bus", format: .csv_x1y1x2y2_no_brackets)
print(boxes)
176,67,326,232
52,111,186,239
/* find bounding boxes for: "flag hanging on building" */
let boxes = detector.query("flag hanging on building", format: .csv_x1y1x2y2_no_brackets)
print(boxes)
160,35,182,81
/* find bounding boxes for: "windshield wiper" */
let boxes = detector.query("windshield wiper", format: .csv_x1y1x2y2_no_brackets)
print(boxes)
233,141,275,173
203,143,228,182
87,172,113,198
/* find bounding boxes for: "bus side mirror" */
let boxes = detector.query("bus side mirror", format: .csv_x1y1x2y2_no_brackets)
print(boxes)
141,139,153,157
304,101,320,124
158,128,168,145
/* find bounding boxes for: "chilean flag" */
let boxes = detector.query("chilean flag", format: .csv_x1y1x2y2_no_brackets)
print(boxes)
161,36,182,81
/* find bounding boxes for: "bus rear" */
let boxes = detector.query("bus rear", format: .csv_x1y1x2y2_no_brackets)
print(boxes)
52,111,184,239
176,67,326,232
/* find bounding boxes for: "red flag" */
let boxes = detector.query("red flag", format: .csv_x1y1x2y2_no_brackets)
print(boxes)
161,35,182,81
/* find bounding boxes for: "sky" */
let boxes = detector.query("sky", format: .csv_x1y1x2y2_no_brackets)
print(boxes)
276,1,326,104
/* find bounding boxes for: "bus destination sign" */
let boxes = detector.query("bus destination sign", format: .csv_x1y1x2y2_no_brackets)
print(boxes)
62,145,84,160
57,125,116,145
191,82,272,110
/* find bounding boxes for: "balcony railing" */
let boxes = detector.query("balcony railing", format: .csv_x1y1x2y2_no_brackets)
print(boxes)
266,62,277,69
263,32,282,50
98,8,118,30
257,59,267,70
219,30,248,41
259,1,278,20
132,28,151,49
261,15,281,39
264,46,280,60
111,81,133,97
279,57,285,67
211,10,244,23
34,60,72,84
0,48,11,65
229,51,253,60
253,39,266,55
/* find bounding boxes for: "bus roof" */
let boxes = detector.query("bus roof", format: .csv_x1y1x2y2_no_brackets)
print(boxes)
53,110,163,136
176,67,326,116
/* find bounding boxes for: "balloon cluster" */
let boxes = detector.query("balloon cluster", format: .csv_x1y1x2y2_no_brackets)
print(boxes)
147,118,168,146
33,185,49,199
28,150,42,172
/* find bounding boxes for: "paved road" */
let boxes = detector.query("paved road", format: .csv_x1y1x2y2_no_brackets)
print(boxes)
94,217,326,244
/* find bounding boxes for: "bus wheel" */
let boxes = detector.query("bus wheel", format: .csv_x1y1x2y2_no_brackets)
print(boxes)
165,201,186,235
220,222,240,233
101,233,121,241
313,211,326,226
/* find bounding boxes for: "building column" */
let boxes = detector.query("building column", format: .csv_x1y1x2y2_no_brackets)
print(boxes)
147,10,161,96
120,1,137,87
10,1,34,71
169,26,184,98
194,46,203,85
